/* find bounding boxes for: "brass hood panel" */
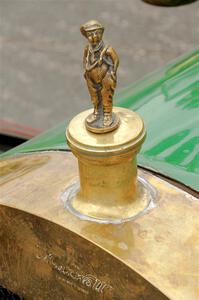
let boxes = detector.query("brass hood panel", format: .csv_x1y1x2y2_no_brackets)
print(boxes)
0,151,198,299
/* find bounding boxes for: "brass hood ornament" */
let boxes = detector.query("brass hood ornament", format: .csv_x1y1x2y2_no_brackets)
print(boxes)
66,21,153,223
80,20,120,133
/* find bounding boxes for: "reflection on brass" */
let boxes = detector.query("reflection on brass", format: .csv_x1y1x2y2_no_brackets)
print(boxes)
80,20,120,133
66,107,147,222
0,206,168,300
0,152,198,299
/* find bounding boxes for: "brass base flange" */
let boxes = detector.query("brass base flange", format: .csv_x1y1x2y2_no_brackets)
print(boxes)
66,107,147,223
62,176,155,224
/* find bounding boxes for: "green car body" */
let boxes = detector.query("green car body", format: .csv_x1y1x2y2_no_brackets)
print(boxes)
1,49,199,191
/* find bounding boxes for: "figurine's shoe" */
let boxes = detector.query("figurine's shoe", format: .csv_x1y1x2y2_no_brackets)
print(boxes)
86,113,99,124
103,113,113,127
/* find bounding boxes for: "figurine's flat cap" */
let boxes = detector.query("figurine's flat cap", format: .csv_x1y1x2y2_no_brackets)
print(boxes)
80,20,104,37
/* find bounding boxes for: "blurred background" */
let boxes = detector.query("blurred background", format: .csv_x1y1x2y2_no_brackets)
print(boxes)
0,0,198,133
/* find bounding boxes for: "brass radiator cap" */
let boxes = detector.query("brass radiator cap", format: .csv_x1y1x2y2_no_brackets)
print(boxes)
65,107,152,223
66,107,146,157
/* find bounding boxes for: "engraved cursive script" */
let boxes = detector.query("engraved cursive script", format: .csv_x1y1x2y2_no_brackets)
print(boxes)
36,253,112,294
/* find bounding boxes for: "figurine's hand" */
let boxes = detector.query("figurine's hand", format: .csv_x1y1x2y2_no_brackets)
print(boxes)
98,57,103,66
111,71,117,81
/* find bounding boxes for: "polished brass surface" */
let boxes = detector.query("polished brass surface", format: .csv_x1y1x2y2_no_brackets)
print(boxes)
0,151,198,299
0,207,168,300
81,20,119,133
66,107,147,221
67,107,145,155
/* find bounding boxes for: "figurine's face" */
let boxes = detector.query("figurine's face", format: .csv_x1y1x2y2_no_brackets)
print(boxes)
86,29,103,46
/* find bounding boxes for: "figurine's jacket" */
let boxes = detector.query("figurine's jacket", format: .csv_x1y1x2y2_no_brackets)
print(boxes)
84,42,114,85
83,41,117,113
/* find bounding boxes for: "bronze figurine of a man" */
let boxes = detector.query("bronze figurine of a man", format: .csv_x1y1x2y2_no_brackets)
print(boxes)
80,20,120,133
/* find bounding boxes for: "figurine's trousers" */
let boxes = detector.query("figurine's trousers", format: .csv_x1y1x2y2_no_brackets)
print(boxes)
86,72,116,114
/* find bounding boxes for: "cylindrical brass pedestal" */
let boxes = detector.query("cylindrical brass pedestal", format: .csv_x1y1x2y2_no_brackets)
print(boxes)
66,107,153,223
